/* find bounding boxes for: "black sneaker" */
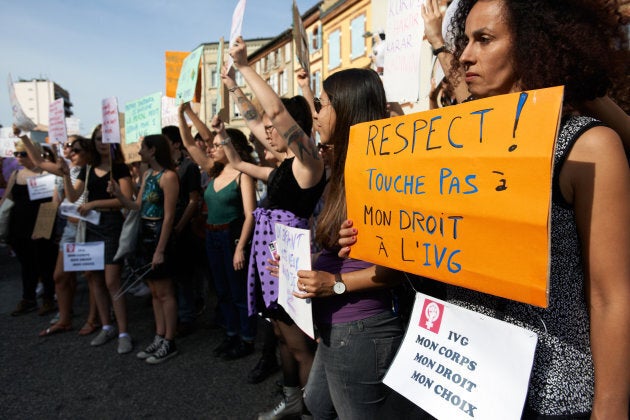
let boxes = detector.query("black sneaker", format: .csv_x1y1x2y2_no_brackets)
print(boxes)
247,355,280,384
223,339,254,360
213,335,238,357
146,340,178,364
136,335,164,359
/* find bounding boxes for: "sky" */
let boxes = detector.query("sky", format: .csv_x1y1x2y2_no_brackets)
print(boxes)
0,0,320,135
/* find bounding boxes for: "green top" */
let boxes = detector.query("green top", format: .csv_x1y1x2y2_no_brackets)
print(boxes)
141,170,164,218
204,176,243,225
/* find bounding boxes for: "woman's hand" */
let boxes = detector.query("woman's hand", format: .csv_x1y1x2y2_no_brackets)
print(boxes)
152,250,164,269
421,0,446,48
296,68,309,89
77,201,94,216
265,256,280,277
229,36,249,69
210,115,226,135
221,64,237,89
338,219,358,258
233,247,246,271
179,101,191,115
293,270,335,299
57,156,70,176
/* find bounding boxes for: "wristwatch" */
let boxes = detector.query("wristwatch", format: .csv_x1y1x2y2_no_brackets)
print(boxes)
432,45,449,56
333,273,346,295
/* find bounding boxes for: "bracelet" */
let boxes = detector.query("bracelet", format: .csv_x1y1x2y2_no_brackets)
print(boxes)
219,137,231,146
228,86,239,93
432,45,449,56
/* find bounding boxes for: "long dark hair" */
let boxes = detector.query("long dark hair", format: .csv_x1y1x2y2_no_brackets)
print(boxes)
315,68,388,249
208,128,254,178
91,124,125,166
281,96,312,135
142,134,175,171
448,0,629,110
69,135,98,166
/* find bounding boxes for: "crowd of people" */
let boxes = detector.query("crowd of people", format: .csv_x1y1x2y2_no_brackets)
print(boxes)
1,0,629,418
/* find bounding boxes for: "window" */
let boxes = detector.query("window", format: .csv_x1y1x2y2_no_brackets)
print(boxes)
256,60,261,73
210,69,218,88
262,56,268,73
235,70,244,86
211,102,218,116
270,73,279,93
350,15,366,59
328,29,341,69
274,49,282,67
280,71,288,95
312,71,322,97
310,26,321,52
285,43,292,62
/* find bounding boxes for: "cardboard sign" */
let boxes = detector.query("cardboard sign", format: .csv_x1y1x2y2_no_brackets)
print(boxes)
8,74,36,132
48,98,67,144
102,97,121,144
383,293,537,420
345,87,564,308
165,51,190,98
124,92,162,144
292,0,310,74
276,223,314,339
176,46,204,105
27,173,56,200
226,0,247,71
63,241,105,271
32,201,59,240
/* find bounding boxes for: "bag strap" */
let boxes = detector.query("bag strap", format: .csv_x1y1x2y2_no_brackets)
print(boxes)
83,165,91,203
3,170,18,200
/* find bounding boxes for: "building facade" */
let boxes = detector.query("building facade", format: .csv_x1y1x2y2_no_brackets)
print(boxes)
13,79,73,127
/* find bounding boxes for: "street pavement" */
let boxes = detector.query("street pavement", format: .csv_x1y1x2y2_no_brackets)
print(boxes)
0,245,282,419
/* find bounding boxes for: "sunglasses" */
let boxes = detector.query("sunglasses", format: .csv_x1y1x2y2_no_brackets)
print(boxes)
13,151,28,158
317,143,333,152
63,143,73,149
313,97,330,113
71,148,83,154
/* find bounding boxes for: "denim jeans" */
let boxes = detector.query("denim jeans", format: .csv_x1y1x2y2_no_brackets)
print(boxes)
304,311,403,420
205,229,255,340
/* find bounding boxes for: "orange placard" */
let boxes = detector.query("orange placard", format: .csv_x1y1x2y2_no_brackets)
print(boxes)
165,51,190,98
345,86,564,308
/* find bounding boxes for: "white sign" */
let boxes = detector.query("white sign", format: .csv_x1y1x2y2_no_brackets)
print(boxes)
26,173,56,200
65,117,81,136
275,223,314,339
383,0,424,102
63,241,105,271
226,0,247,71
383,293,537,420
8,73,36,132
0,127,18,157
48,98,68,144
161,96,192,127
102,97,121,144
59,202,101,225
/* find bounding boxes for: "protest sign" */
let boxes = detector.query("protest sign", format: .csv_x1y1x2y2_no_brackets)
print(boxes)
63,241,105,271
383,293,537,420
8,74,36,132
0,127,18,157
176,46,204,105
165,51,190,98
345,87,563,308
276,223,314,339
102,97,121,143
383,0,424,102
292,0,310,74
124,92,162,144
226,0,247,71
59,202,101,225
48,98,67,144
27,173,56,200
32,201,59,240
215,38,230,122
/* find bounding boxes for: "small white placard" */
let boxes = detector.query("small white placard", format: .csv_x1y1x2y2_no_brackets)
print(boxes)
383,292,537,420
101,97,121,144
63,241,105,271
26,173,56,200
48,98,68,144
275,223,314,339
59,202,101,225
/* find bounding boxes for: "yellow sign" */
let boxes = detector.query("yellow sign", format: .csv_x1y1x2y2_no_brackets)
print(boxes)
165,51,191,99
345,86,564,308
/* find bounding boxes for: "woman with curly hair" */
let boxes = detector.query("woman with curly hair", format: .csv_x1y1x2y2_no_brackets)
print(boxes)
340,0,629,417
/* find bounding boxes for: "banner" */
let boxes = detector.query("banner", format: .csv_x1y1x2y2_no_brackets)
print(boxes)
383,293,537,420
48,98,67,144
276,223,314,339
102,97,121,144
345,87,564,308
176,46,204,105
292,0,310,74
165,51,190,98
124,92,162,144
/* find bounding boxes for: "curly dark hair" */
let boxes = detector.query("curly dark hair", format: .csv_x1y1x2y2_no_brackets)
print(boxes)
448,0,629,110
208,127,255,178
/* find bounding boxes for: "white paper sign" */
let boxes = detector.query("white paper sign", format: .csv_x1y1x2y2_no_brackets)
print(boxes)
102,97,121,144
226,0,247,71
383,0,424,102
48,98,67,144
63,241,105,271
59,202,101,225
383,293,537,420
275,223,314,339
0,127,18,157
26,173,56,200
8,74,37,132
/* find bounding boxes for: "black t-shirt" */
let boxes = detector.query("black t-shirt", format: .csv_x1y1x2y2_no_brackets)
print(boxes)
78,163,131,203
175,157,201,223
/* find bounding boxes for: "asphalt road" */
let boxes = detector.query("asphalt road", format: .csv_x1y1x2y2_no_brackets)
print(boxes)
0,245,283,420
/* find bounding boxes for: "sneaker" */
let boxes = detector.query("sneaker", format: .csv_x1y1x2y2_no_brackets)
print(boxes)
248,355,280,384
223,339,254,360
90,327,117,346
38,299,56,316
117,335,133,354
136,335,164,359
146,340,178,364
213,335,238,357
257,386,303,420
11,299,38,316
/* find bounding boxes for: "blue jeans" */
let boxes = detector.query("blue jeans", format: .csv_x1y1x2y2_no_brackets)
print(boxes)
304,311,403,419
205,230,255,340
